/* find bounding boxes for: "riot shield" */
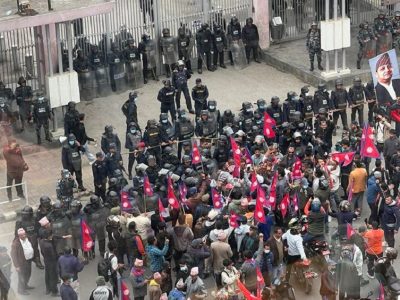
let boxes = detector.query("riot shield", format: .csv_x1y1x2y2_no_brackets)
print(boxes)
363,39,376,59
112,61,127,93
95,66,111,98
78,70,96,101
144,40,157,69
161,36,179,65
187,37,195,58
377,34,392,55
230,40,247,70
125,60,144,89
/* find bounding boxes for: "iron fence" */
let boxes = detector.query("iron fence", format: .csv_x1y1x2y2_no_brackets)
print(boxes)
270,0,395,43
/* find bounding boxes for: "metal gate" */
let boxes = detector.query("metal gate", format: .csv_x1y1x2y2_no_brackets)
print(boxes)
270,0,395,43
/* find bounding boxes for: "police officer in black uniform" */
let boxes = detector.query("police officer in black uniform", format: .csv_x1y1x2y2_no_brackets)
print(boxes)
108,43,124,92
172,60,194,113
61,134,86,192
32,91,51,145
92,152,108,200
0,81,14,106
157,79,176,121
283,92,301,123
239,102,254,133
64,101,80,135
177,25,193,74
0,97,13,134
36,195,53,227
123,39,140,64
50,200,72,255
125,123,142,180
15,206,44,269
192,78,209,119
138,33,159,84
143,119,167,163
331,79,349,135
101,125,121,155
88,45,105,70
73,49,90,73
313,83,331,117
56,169,76,208
220,109,237,135
159,113,176,145
299,87,314,129
255,99,267,116
69,200,87,260
242,17,260,63
207,100,220,136
175,109,195,160
267,96,283,126
196,110,217,138
227,16,242,65
212,24,227,69
365,80,377,123
84,195,110,258
348,77,366,126
196,23,215,74
122,91,139,131
15,76,33,132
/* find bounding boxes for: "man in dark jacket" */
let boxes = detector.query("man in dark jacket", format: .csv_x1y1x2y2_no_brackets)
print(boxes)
92,152,108,200
242,17,260,63
382,195,400,247
121,91,139,131
72,113,96,164
58,248,84,297
61,134,85,191
39,228,59,296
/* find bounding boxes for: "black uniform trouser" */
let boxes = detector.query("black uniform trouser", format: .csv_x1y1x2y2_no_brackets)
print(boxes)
341,174,349,198
368,102,376,123
160,102,176,121
245,44,258,62
94,179,107,201
44,260,58,294
92,237,106,256
6,172,23,199
198,51,212,70
164,63,176,77
128,153,136,177
213,50,224,66
142,56,157,81
69,168,83,188
35,119,50,140
175,85,193,111
194,101,207,119
17,260,32,293
351,105,364,125
384,229,395,248
333,109,348,129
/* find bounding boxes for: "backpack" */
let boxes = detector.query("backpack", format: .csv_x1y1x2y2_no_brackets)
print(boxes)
97,252,115,282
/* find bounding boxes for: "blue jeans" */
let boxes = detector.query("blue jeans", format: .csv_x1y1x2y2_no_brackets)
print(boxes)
272,263,285,285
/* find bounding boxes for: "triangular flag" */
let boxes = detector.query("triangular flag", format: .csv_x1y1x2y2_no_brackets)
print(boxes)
244,147,252,164
280,193,290,218
179,182,188,204
250,172,259,193
120,191,133,211
158,198,166,222
230,136,242,167
331,151,356,167
229,211,239,228
291,158,302,179
346,223,355,239
167,176,180,209
267,172,278,208
257,185,267,206
255,193,266,224
81,219,94,252
143,174,153,196
120,279,131,300
211,187,223,209
191,140,202,165
361,124,380,159
263,112,276,126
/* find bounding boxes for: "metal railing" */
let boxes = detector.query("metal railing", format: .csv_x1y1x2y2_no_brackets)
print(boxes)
0,181,29,205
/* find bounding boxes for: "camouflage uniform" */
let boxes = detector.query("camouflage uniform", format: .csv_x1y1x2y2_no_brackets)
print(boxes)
374,13,393,54
391,12,400,49
306,23,323,71
356,23,376,69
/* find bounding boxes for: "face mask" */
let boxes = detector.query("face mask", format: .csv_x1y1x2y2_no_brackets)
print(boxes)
181,113,186,118
0,103,4,107
264,250,270,254
246,109,252,113
130,129,136,134
323,89,327,92
161,120,168,124
180,265,188,272
68,141,75,146
209,106,215,110
38,97,45,101
305,92,309,97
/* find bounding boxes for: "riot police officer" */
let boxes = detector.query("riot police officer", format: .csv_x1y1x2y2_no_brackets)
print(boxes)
283,92,301,123
196,23,214,74
157,79,176,121
192,78,209,118
125,123,142,180
61,134,85,192
92,152,108,199
227,16,242,65
123,39,141,88
51,200,72,255
123,39,140,63
122,91,139,131
196,110,217,138
266,96,283,126
177,25,194,74
349,77,366,126
175,109,195,160
15,206,44,269
108,43,124,92
306,22,323,71
115,24,134,50
356,22,376,69
299,87,314,128
32,91,51,144
143,119,166,163
239,102,254,132
56,169,76,207
15,76,33,132
159,113,176,145
374,10,392,54
314,83,331,115
220,109,237,135
138,32,159,84
160,28,178,77
73,49,90,73
0,97,13,136
255,99,267,115
36,195,53,227
207,100,220,135
88,44,105,70
331,78,349,135
392,12,400,50
0,81,14,105
172,60,193,113
101,125,121,155
212,24,227,69
242,17,260,63
64,101,80,135
69,200,87,260
84,195,110,258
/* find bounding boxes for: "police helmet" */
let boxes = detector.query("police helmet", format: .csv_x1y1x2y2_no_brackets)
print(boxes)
70,200,82,212
219,134,228,143
231,16,238,24
104,125,113,134
271,96,280,105
61,169,71,179
141,32,150,40
21,205,33,216
385,247,398,260
163,79,171,87
311,198,321,212
18,76,26,85
40,195,51,207
129,91,138,100
177,60,185,67
256,98,266,108
246,17,253,24
287,91,297,100
163,146,173,155
208,100,217,109
335,78,343,86
90,195,100,205
318,83,326,91
353,77,362,86
301,86,309,95
147,119,158,127
241,101,253,110
53,200,63,210
182,155,191,163
224,109,233,117
200,110,209,117
201,23,209,30
160,113,169,122
109,177,118,186
396,11,400,17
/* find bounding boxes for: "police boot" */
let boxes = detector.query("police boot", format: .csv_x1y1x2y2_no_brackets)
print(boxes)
220,63,226,69
357,60,361,69
318,60,324,71
309,61,314,71
37,134,41,145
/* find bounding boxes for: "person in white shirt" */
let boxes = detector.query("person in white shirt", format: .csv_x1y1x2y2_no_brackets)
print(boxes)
89,276,113,300
282,218,307,281
327,159,341,211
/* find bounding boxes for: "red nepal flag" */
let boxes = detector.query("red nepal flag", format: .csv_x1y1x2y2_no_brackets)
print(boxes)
211,187,223,209
120,279,131,300
229,211,239,228
361,125,380,159
257,185,267,206
280,193,290,218
179,182,188,204
347,223,355,239
263,112,276,126
292,193,299,212
255,190,266,224
191,141,202,165
250,172,259,193
143,174,153,196
230,136,242,167
120,191,132,212
291,158,302,179
158,198,166,222
167,176,180,209
263,112,276,139
81,219,93,252
331,151,355,167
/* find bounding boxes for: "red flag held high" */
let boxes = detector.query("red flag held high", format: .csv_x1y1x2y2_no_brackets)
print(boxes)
263,117,276,139
291,158,302,179
347,223,356,239
264,112,276,126
192,141,202,164
229,211,239,228
81,219,93,252
179,182,188,204
280,193,290,218
250,172,259,193
255,193,266,224
332,151,356,167
143,174,153,196
212,187,223,209
158,198,166,222
292,193,299,212
230,136,242,167
121,191,133,211
268,172,278,208
257,185,266,205
361,125,380,159
167,176,180,209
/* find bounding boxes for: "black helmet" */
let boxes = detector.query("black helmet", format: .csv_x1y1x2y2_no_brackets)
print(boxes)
163,146,173,155
70,200,82,213
256,99,266,108
231,16,238,24
147,119,158,127
242,101,253,111
335,78,343,86
318,83,326,91
177,108,186,117
200,110,209,117
68,133,76,141
104,125,113,134
287,91,297,101
129,91,138,100
353,77,362,86
160,113,169,123
53,200,63,210
201,23,209,30
301,86,309,95
40,195,51,207
90,195,100,206
208,100,217,111
67,101,76,110
162,28,170,37
224,109,233,117
21,206,33,216
246,17,253,24
386,247,398,260
141,32,150,41
61,169,71,179
271,96,280,105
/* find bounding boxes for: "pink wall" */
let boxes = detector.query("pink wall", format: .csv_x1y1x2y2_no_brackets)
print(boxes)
253,0,270,49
